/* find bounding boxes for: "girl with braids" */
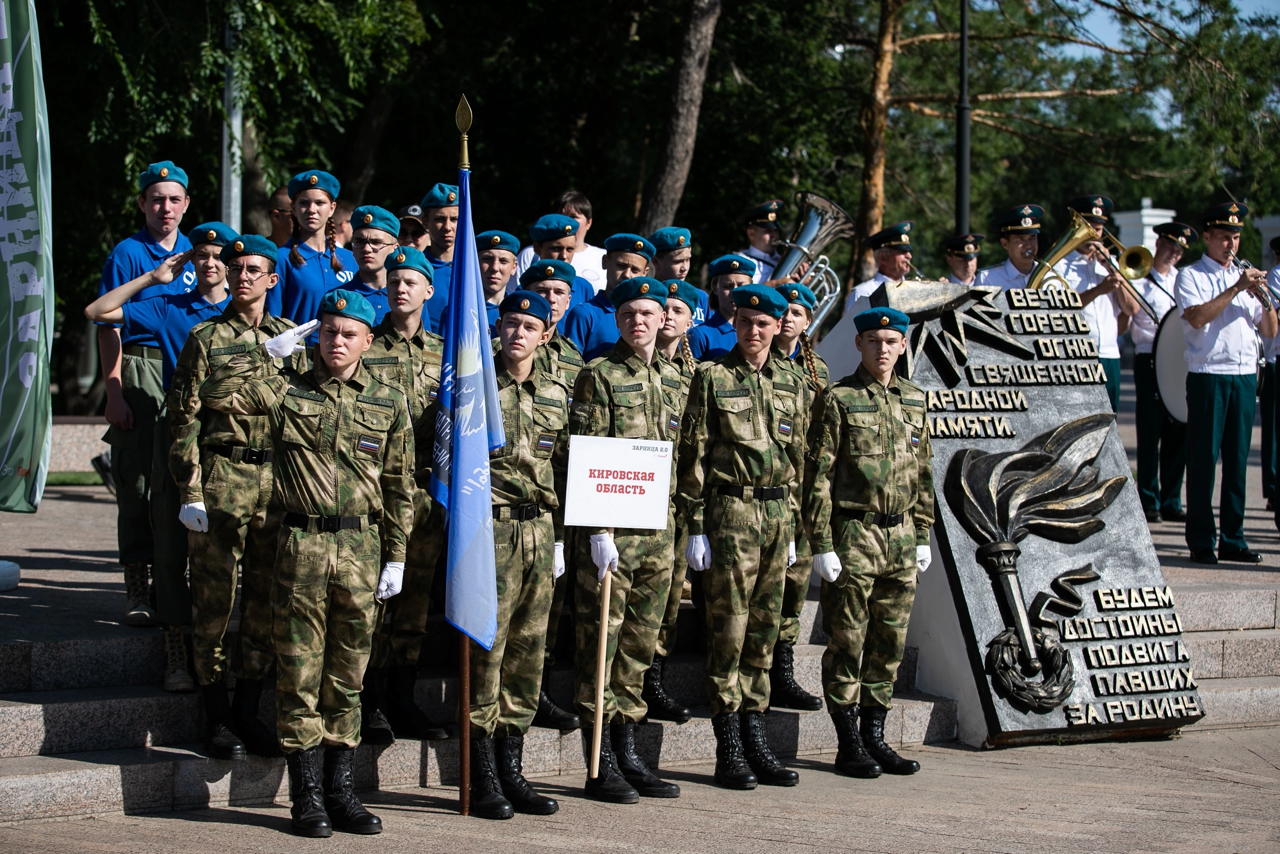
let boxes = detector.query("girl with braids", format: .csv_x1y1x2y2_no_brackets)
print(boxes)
268,170,356,343
775,283,829,391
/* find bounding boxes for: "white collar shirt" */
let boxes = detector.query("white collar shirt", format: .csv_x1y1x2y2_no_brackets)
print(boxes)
975,258,1031,291
1266,267,1280,363
1175,253,1263,375
740,245,780,284
1056,250,1121,359
1129,266,1179,354
843,271,895,316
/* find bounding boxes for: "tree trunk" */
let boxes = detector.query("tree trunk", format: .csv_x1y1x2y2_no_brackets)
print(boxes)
240,118,272,238
636,0,723,235
848,0,906,293
336,80,398,205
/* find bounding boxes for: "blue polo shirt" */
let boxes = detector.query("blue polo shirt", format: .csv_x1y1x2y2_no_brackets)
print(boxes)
685,287,710,324
563,291,619,361
97,229,197,347
486,301,501,338
567,276,594,321
270,239,358,342
424,250,452,334
120,290,230,388
687,311,736,361
344,280,392,328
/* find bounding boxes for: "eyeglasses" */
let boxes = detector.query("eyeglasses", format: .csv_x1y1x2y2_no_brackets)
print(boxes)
227,264,270,281
351,238,396,252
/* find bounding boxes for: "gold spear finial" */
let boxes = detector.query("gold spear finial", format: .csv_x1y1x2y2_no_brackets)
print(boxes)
456,94,473,171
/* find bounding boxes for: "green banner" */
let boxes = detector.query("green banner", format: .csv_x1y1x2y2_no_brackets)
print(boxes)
0,0,52,513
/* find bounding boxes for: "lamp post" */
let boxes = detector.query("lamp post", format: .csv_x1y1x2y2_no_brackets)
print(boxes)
955,0,971,234
220,6,243,232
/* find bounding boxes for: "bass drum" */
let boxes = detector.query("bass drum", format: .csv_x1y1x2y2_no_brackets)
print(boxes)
1153,309,1187,423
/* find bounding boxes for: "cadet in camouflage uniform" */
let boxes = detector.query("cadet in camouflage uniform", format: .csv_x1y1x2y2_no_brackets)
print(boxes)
804,306,933,779
358,246,450,745
168,235,297,760
466,290,570,821
200,290,413,838
678,284,808,790
571,277,684,805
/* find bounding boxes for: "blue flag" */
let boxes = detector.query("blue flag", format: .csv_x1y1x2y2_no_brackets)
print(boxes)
430,168,505,650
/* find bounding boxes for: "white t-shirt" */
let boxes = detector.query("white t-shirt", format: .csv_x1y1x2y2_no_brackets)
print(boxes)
1129,266,1178,355
975,258,1032,291
513,243,607,294
1175,254,1265,375
1056,251,1121,360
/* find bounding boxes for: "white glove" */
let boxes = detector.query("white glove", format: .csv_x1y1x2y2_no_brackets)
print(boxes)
589,533,619,581
788,541,797,567
265,319,319,358
554,541,565,579
178,502,208,532
376,561,405,600
813,551,842,583
685,534,711,572
916,545,932,573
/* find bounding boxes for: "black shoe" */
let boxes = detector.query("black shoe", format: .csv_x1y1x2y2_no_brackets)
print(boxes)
740,712,798,786
1144,509,1162,524
201,682,246,761
494,734,559,815
1163,508,1187,523
359,667,395,745
710,712,757,790
323,747,382,834
859,706,919,775
830,706,881,778
531,684,580,732
581,728,640,804
1219,546,1263,564
1188,548,1218,565
286,747,333,838
642,656,691,723
769,643,823,711
470,736,515,819
232,678,282,758
1268,498,1275,512
610,721,680,798
385,665,449,740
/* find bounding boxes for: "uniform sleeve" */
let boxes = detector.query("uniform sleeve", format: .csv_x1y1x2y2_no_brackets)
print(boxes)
1174,267,1199,313
803,388,841,554
675,367,712,536
551,393,571,542
378,396,416,563
120,296,167,340
167,334,209,505
199,344,286,416
913,402,935,545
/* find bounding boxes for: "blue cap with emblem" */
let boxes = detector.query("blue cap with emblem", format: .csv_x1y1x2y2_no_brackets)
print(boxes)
219,234,278,265
610,276,668,309
731,284,787,319
603,233,656,261
188,222,237,248
319,289,375,328
1154,222,1197,249
383,245,433,280
776,283,817,312
708,254,757,279
1198,201,1248,233
519,258,576,287
649,227,692,254
854,307,910,334
477,230,520,255
665,279,702,313
139,160,189,192
499,290,553,326
350,205,399,237
993,203,1045,235
420,183,460,209
288,170,340,201
529,214,579,243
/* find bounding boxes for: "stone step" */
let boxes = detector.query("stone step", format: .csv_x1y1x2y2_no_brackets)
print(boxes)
1184,629,1280,680
0,634,165,694
1194,676,1280,729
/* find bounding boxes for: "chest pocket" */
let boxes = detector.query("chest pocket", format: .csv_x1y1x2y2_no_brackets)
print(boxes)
844,408,882,456
772,389,799,443
353,402,393,457
717,394,758,442
281,394,326,448
532,400,567,457
611,391,650,439
900,403,926,453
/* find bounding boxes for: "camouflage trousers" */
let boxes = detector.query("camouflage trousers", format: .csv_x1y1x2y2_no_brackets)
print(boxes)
371,488,444,669
654,517,689,659
820,514,917,711
273,522,383,753
573,512,675,725
702,494,790,716
188,450,279,686
469,512,555,738
105,352,163,566
149,410,191,627
777,522,814,646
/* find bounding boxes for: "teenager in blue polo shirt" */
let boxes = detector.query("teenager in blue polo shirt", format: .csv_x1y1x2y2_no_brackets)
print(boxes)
479,230,520,336
85,222,235,694
650,227,709,324
523,214,594,313
419,183,459,333
562,233,654,360
271,169,357,340
687,255,756,360
346,205,400,326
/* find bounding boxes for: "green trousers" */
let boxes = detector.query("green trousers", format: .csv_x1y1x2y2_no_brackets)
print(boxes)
371,488,443,668
1101,357,1121,413
1262,362,1276,501
149,411,191,627
1134,354,1187,515
104,352,163,566
1184,371,1255,552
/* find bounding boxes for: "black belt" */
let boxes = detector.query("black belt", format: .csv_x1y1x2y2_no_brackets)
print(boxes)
850,510,905,528
123,345,162,360
494,503,542,521
207,444,273,465
283,512,370,532
717,485,789,501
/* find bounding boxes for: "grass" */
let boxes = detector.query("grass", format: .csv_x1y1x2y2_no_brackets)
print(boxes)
45,471,107,486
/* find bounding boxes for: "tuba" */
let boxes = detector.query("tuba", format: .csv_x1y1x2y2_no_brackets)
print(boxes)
773,192,856,332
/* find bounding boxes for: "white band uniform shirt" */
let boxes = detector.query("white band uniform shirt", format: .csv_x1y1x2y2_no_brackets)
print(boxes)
842,271,895,318
975,258,1032,291
1266,266,1280,364
739,245,780,284
1055,251,1122,360
1129,266,1178,355
1175,254,1265,375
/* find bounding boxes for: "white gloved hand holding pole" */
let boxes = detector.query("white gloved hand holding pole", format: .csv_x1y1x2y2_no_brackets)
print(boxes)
916,545,932,573
685,534,711,571
265,319,319,359
554,541,565,579
376,562,405,600
813,551,843,583
178,502,208,533
589,533,619,582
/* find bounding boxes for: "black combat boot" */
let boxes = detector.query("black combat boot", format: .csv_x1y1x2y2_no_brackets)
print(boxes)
642,655,691,723
769,643,823,711
610,721,680,798
385,665,448,740
200,682,246,761
531,677,580,732
359,666,395,746
710,712,757,790
740,712,798,786
470,736,515,820
285,746,332,837
494,733,559,815
859,706,920,775
322,747,383,834
231,677,282,757
581,727,639,804
830,706,882,778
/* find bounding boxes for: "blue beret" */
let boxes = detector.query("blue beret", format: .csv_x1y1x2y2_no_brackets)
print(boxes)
138,161,188,192
288,170,340,201
610,276,668,309
649,227,692,254
1154,222,1197,248
1068,195,1113,223
499,290,553,326
776,283,817,311
866,221,915,251
732,284,787,318
383,245,434,281
665,279,702,313
319,289,376,328
1199,201,1248,233
855,307,910,334
520,258,576,287
477,230,520,255
993,204,1045,236
350,205,399,236
708,254,757,279
604,233,656,261
529,214,579,243
219,234,278,265
188,222,237,248
420,182,460,209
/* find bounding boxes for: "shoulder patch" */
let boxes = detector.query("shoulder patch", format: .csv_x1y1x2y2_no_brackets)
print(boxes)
286,387,326,402
208,344,248,357
363,356,399,365
357,394,395,408
613,383,643,393
534,395,565,409
661,377,682,390
716,388,750,398
844,403,879,412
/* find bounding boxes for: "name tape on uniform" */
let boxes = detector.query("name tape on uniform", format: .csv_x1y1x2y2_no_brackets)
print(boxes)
563,435,673,530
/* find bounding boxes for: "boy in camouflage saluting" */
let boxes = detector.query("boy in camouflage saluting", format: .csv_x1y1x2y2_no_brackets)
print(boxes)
804,307,933,780
678,284,809,790
200,290,414,838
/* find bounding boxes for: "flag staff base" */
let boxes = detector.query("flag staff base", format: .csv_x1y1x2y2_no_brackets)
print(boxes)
589,567,612,779
458,632,470,816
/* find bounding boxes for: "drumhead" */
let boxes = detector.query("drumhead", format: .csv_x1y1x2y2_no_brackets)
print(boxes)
1154,310,1188,423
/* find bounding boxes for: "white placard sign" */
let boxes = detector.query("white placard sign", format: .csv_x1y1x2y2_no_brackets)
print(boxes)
563,435,674,530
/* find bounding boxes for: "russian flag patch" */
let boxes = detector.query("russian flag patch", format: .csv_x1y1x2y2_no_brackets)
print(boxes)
358,434,382,454
429,388,438,401
537,434,556,451
910,431,920,448
779,418,793,436
668,416,679,432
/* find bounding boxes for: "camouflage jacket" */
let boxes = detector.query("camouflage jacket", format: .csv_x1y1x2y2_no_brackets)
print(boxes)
803,364,934,553
533,329,586,393
781,344,830,394
167,306,298,505
676,347,812,536
362,317,443,477
491,358,572,539
200,346,415,561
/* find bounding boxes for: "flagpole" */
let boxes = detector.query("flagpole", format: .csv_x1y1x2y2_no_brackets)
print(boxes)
590,530,615,779
455,94,473,818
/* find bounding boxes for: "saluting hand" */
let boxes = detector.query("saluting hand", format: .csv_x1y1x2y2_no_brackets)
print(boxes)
266,319,320,358
150,249,195,287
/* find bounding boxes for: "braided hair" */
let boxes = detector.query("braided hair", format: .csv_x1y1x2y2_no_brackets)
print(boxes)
286,202,346,274
799,331,822,388
288,215,305,268
679,333,696,375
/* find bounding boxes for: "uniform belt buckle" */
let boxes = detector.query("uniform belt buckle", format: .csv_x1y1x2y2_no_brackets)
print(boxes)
242,448,268,465
319,516,342,533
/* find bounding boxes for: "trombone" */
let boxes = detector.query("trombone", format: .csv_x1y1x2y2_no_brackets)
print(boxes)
1030,209,1161,323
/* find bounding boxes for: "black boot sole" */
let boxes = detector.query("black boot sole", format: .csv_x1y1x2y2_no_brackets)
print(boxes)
291,823,333,838
625,779,681,798
506,797,559,815
753,772,799,787
471,805,516,820
770,695,823,712
207,744,247,761
877,762,920,775
834,762,882,779
644,709,692,724
333,821,383,834
583,783,640,804
713,773,758,790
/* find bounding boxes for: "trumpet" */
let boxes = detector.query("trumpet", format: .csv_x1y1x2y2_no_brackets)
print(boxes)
1228,251,1271,310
